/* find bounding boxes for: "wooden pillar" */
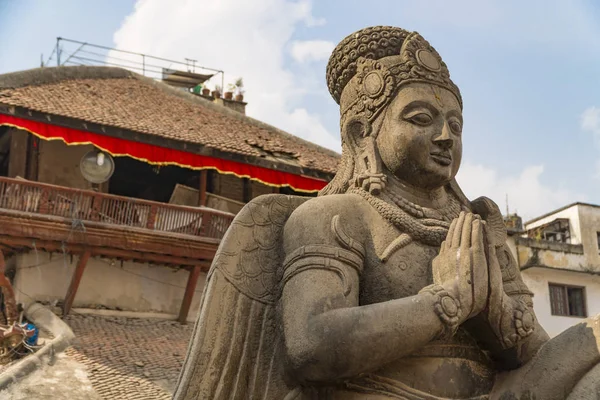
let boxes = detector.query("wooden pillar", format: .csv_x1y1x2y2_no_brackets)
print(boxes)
25,136,39,181
63,250,91,317
242,178,252,203
199,170,208,207
8,128,28,178
146,204,157,229
178,265,201,324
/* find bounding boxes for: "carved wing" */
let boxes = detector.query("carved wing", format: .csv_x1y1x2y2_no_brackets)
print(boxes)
173,194,309,400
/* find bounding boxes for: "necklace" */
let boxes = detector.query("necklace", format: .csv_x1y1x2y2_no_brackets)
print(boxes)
386,189,462,222
348,187,453,247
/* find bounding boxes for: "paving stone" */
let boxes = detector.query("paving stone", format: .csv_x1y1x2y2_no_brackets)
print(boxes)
63,314,193,400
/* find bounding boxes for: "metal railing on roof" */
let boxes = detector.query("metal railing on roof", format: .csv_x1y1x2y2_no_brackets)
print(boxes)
45,37,224,91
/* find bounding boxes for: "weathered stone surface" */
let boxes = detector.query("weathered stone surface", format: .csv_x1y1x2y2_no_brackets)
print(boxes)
174,26,600,400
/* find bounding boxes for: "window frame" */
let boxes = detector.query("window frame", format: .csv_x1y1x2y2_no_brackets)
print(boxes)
548,283,587,318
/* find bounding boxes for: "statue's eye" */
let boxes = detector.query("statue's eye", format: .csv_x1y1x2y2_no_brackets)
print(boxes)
449,120,462,135
408,113,433,126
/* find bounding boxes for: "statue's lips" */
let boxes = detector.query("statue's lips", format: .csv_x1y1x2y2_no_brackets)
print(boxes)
430,152,452,166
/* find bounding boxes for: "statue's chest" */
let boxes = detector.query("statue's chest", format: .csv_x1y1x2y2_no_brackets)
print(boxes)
360,232,440,306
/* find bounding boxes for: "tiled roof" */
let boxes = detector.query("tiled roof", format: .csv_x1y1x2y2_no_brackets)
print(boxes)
0,66,340,176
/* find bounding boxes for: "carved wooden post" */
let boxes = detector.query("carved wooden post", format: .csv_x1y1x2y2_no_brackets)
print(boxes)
147,204,158,229
38,187,51,214
178,265,201,324
90,193,102,221
199,170,208,207
202,212,213,237
63,250,91,317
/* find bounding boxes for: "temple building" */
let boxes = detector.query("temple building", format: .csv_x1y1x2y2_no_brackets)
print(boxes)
0,65,339,322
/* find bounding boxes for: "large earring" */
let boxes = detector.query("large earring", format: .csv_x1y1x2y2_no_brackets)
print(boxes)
342,116,387,195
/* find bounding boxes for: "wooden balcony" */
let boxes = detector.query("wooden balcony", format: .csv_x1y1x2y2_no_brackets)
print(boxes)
0,175,237,271
0,176,235,240
0,176,237,323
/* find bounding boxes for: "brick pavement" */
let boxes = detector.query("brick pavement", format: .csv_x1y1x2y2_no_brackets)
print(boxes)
64,314,194,400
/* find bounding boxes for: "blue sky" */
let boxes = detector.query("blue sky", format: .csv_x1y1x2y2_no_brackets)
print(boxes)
1,0,598,219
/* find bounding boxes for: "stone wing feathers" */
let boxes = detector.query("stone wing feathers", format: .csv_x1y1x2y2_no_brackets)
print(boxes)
173,194,308,400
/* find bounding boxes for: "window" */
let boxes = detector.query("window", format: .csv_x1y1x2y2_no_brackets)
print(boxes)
549,284,587,317
597,232,600,252
527,218,571,243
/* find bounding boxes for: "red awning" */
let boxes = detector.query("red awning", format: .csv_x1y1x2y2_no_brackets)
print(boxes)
0,114,327,192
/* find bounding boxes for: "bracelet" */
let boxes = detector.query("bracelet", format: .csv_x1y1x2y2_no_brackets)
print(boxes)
503,301,536,347
419,284,462,340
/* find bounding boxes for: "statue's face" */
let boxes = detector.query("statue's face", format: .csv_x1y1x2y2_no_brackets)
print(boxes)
376,83,462,189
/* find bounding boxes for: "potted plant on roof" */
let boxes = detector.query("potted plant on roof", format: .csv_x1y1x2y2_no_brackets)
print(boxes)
201,84,210,97
212,84,222,99
224,83,235,100
234,78,245,102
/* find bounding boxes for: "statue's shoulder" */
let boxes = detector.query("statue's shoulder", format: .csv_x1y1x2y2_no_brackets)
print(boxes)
284,193,371,251
286,193,370,229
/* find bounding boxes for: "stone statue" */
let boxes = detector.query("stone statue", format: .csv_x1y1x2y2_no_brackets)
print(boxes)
174,26,600,400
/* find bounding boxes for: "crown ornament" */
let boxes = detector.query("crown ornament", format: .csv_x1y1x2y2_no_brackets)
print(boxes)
327,27,462,126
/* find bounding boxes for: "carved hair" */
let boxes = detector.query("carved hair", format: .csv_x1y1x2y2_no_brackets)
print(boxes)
319,26,462,196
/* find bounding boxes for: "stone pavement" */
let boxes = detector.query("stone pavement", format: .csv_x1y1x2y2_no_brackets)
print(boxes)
64,313,194,399
0,313,194,399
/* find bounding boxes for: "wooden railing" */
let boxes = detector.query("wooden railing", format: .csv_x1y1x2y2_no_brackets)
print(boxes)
0,177,235,240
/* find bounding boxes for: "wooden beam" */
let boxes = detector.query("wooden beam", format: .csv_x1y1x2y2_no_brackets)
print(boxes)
0,244,17,253
199,170,207,207
63,250,91,317
0,212,220,260
0,236,212,267
178,265,202,324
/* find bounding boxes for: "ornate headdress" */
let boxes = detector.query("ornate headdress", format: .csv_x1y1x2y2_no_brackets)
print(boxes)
320,26,462,197
326,26,462,126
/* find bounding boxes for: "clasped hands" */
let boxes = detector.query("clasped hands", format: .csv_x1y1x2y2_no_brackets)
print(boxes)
432,211,495,320
430,211,529,346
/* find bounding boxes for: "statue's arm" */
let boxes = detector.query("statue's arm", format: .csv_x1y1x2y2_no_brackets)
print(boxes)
280,206,445,383
281,259,444,382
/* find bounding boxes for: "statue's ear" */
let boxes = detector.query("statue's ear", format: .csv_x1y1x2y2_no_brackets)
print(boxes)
342,116,372,150
342,116,385,195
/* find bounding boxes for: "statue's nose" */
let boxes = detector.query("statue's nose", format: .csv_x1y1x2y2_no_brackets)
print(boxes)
433,122,453,150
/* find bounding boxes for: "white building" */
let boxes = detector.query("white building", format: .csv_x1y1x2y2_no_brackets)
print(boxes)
507,203,600,337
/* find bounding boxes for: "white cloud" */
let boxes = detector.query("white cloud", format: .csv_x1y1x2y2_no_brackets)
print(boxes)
581,106,600,139
290,40,335,63
111,0,340,151
456,162,586,221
